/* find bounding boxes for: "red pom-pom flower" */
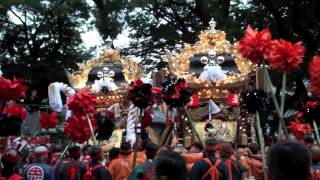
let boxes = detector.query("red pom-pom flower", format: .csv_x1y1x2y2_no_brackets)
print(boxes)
237,25,272,64
0,77,28,112
128,80,154,109
39,112,59,129
64,114,97,143
266,39,305,73
288,119,312,141
303,101,320,123
161,78,193,108
2,103,27,121
67,88,97,115
309,56,320,97
0,77,28,101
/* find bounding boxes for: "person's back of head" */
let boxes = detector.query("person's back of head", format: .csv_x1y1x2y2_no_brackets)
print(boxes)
220,142,233,159
154,150,187,180
1,148,20,178
90,145,103,164
157,145,173,156
82,145,92,155
310,145,320,165
204,138,218,157
304,135,315,148
68,145,81,160
109,148,120,161
267,141,311,180
145,142,159,160
248,143,259,155
120,141,132,155
34,146,49,163
190,142,204,153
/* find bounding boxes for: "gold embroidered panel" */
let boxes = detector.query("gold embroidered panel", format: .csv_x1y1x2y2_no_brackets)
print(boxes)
193,120,237,143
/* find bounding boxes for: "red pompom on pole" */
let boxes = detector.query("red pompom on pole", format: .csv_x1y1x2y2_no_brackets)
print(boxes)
266,39,305,73
309,56,320,97
39,112,59,129
237,25,272,64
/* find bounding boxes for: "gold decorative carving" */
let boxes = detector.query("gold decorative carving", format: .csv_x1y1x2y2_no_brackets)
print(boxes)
193,120,237,142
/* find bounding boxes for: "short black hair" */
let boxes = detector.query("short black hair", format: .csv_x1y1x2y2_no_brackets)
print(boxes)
120,142,131,155
248,143,259,154
191,142,204,151
145,142,159,160
109,148,120,161
204,138,218,156
154,150,187,180
304,135,315,144
68,145,80,154
90,145,102,159
120,142,131,151
82,145,92,154
267,141,311,180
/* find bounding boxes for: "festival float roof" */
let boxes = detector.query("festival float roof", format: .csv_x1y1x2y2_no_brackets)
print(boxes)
65,19,254,105
166,19,254,100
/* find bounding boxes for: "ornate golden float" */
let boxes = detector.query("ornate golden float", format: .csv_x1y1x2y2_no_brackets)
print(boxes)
163,19,255,144
166,19,253,100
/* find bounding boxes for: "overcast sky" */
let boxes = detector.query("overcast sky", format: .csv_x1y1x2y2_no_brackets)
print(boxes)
81,0,130,50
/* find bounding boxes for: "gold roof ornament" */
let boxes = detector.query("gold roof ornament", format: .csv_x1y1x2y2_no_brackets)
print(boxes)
167,18,253,87
121,57,143,82
66,37,137,89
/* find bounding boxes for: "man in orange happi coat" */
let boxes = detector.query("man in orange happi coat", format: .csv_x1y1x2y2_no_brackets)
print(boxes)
239,144,263,180
109,142,145,180
183,142,204,172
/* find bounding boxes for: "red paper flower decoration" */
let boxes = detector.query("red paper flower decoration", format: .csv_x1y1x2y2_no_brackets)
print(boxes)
309,56,320,81
305,101,319,109
127,80,154,109
67,88,97,115
64,114,97,143
39,112,59,129
161,79,193,107
310,82,320,98
3,103,27,120
267,39,305,73
237,25,272,64
288,119,312,140
0,77,28,101
309,56,320,97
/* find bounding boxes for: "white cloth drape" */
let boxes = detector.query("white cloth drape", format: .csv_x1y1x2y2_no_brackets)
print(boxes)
48,82,75,113
91,78,118,93
199,65,227,83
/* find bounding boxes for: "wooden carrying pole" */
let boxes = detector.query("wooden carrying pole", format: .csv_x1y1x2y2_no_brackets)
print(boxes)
132,109,143,169
256,68,268,180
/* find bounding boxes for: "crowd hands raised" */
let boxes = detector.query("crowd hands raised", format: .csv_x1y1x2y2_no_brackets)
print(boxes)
0,134,319,180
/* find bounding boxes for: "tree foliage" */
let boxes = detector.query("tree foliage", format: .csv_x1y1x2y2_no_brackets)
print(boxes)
91,0,320,74
0,0,92,97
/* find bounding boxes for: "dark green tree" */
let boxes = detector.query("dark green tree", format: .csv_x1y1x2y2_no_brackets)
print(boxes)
91,0,125,39
91,0,258,71
0,0,93,97
91,0,319,74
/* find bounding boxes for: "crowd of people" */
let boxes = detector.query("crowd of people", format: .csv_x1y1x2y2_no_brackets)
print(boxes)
0,135,319,180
